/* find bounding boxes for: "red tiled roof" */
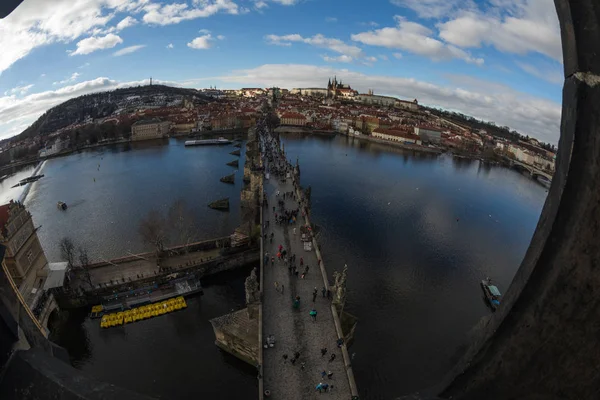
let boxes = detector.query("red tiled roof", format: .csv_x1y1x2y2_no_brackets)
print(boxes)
281,112,306,119
0,203,10,237
417,125,444,132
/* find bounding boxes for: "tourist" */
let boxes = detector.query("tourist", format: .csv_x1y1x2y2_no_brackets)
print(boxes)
310,309,317,322
316,383,323,393
312,288,318,302
329,353,336,362
294,351,300,360
336,338,344,348
300,362,306,371
327,371,333,379
283,354,288,363
300,257,304,266
293,227,296,236
322,287,326,297
290,357,296,365
281,284,284,295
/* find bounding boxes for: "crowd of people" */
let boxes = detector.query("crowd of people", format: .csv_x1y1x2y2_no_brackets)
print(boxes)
259,124,350,397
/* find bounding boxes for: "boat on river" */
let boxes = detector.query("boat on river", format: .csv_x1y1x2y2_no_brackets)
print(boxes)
481,278,501,311
11,174,44,188
185,137,231,146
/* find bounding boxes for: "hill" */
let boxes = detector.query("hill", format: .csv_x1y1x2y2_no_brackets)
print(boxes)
16,85,211,141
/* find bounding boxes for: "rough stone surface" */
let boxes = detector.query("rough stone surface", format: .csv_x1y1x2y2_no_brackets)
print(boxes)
555,0,600,77
262,164,352,399
0,349,155,400
440,44,600,400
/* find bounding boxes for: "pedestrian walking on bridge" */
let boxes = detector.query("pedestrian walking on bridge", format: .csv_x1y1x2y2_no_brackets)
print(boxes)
310,309,317,322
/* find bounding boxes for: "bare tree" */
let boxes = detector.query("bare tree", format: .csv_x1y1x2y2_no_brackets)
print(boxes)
168,199,197,252
60,237,76,268
78,246,93,289
139,209,167,261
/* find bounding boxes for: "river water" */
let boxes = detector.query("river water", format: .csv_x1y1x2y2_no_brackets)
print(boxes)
0,134,547,399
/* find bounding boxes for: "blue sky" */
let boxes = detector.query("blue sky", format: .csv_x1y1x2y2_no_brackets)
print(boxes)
0,0,563,144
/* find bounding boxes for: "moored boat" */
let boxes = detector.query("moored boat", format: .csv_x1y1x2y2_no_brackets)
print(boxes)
185,137,232,146
481,277,501,311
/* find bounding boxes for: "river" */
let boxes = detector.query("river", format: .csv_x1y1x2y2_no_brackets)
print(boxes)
0,134,547,399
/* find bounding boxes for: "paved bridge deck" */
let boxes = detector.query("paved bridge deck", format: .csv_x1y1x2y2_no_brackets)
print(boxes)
261,143,352,399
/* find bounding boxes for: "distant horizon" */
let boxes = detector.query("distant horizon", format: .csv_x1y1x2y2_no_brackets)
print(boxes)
0,78,555,147
0,0,562,144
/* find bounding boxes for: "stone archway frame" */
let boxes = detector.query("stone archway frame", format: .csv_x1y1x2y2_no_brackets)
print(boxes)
432,1,600,399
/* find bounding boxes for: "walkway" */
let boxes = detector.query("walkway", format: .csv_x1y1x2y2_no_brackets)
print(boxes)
70,248,221,291
261,137,352,399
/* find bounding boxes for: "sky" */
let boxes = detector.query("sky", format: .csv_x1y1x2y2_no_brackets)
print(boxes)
0,0,563,144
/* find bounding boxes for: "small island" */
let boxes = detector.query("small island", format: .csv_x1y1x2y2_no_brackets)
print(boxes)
220,173,235,184
208,198,229,211
226,160,239,167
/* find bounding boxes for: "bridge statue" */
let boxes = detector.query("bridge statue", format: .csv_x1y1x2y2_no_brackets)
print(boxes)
245,267,260,320
245,267,260,305
332,264,348,311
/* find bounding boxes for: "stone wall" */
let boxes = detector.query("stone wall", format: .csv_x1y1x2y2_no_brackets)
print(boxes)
55,248,259,309
435,2,600,399
210,308,259,366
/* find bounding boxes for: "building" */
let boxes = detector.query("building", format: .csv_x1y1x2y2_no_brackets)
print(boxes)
131,118,170,141
0,201,49,308
39,137,70,158
355,93,397,107
395,99,419,111
414,125,444,143
280,112,307,126
372,128,422,145
291,88,329,97
211,114,239,130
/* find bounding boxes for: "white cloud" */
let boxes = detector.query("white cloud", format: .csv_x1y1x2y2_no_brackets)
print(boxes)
254,1,268,9
360,21,380,27
322,55,353,63
167,43,174,49
79,62,91,69
390,0,469,19
437,0,561,62
187,34,215,49
270,0,299,4
113,44,147,56
70,33,123,56
352,17,484,65
4,84,35,96
40,73,46,77
53,72,81,85
199,29,211,34
516,62,563,84
365,56,378,63
218,63,561,144
393,52,403,59
217,35,226,40
325,17,337,23
266,33,364,59
378,54,389,61
115,16,138,31
142,1,239,25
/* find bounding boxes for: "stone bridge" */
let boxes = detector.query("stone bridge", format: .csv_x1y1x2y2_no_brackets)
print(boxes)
509,159,553,181
258,127,359,399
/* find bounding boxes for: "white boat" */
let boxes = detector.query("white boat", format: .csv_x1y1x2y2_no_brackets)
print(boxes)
185,137,232,146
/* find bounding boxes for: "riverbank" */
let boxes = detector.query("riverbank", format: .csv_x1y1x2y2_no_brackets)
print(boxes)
341,131,443,154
